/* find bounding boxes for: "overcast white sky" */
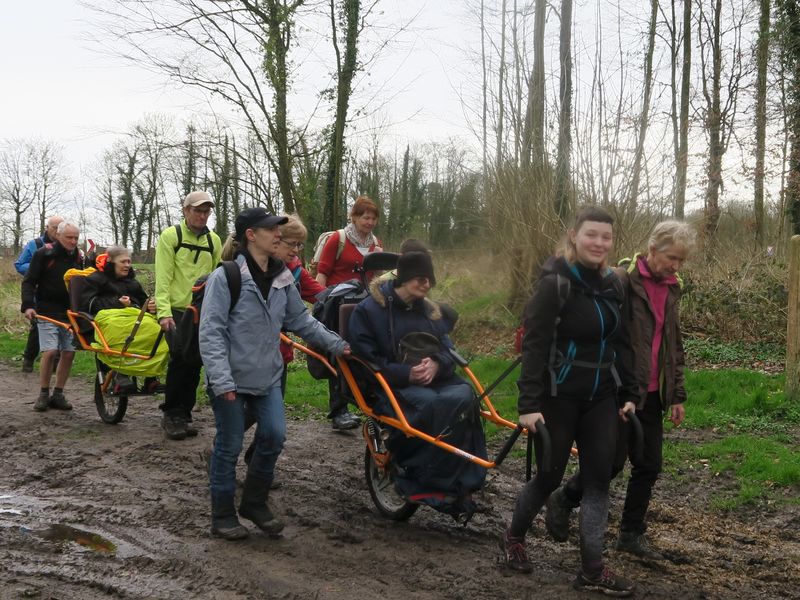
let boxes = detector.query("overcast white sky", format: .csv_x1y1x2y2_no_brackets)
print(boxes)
0,0,478,168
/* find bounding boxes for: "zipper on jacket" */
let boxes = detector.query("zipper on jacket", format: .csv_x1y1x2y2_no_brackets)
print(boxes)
590,298,605,400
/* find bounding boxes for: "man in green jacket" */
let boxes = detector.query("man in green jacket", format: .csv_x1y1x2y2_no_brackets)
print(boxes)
156,191,221,440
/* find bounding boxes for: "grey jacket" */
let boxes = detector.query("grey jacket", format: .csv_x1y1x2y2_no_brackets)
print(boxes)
199,254,347,397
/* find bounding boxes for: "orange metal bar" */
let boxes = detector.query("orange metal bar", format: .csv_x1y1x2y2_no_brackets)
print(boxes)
337,356,500,469
35,314,156,361
280,333,337,377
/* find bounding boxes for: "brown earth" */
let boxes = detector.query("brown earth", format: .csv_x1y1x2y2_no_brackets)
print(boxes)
0,362,798,600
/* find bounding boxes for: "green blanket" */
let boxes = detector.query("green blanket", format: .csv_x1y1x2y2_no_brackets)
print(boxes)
91,307,169,377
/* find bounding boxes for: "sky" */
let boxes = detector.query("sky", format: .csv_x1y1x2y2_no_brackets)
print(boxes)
0,0,478,168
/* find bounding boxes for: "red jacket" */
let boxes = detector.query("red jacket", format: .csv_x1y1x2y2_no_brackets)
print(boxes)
316,233,380,286
280,257,325,364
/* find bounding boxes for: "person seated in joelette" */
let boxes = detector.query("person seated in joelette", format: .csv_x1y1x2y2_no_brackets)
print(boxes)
346,252,487,514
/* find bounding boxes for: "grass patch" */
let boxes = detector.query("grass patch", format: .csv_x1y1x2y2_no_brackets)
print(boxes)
663,436,800,510
681,369,800,434
683,338,784,364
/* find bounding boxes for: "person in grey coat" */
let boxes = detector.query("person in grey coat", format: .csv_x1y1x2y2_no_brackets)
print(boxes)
200,207,349,541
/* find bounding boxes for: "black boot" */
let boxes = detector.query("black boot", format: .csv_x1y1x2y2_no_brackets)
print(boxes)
210,494,249,541
238,474,285,535
545,486,579,542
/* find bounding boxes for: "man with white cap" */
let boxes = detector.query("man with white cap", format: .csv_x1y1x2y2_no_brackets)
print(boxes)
155,191,222,440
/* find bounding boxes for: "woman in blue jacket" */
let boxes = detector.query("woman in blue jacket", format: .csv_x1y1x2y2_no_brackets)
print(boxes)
346,252,486,515
199,207,349,541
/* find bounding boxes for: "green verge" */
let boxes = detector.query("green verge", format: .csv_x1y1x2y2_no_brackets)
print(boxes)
1,332,797,510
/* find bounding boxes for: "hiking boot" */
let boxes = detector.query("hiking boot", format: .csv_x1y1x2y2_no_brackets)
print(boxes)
162,414,187,441
22,358,34,373
210,494,249,541
615,530,664,560
331,410,360,430
112,374,136,395
574,566,635,597
34,391,50,412
48,391,73,411
498,530,533,574
184,421,199,437
545,486,577,543
239,474,285,535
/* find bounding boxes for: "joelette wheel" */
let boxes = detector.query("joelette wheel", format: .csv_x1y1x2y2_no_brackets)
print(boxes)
94,370,128,424
364,445,418,521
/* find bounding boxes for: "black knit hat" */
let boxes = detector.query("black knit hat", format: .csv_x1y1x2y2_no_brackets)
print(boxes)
395,251,436,287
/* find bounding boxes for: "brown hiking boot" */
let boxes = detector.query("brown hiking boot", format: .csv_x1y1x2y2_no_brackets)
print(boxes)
574,565,635,597
615,531,664,560
49,391,73,411
498,530,533,574
34,391,50,412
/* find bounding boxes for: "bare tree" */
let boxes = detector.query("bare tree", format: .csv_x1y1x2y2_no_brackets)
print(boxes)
0,140,38,252
754,0,771,246
677,0,692,218
554,0,574,220
627,0,660,215
522,0,547,167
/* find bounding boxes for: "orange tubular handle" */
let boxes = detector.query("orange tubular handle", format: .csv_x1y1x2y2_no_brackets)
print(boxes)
280,333,337,377
34,314,158,360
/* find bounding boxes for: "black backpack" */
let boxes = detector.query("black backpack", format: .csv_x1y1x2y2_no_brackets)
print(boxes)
306,279,367,379
175,261,241,365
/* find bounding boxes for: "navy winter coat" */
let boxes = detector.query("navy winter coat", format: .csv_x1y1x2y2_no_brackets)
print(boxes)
346,281,457,388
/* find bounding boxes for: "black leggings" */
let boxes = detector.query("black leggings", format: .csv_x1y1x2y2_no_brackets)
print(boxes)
563,391,664,534
509,394,618,571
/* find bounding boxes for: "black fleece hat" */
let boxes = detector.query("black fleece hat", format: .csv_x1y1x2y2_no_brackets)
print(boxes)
234,207,288,241
395,251,436,287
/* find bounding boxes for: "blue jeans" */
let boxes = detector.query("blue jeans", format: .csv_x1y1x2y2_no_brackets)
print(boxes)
208,386,286,497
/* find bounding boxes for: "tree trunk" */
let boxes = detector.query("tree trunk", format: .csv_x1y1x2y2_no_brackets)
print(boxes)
496,0,508,173
676,0,692,219
754,0,771,247
627,0,659,215
324,0,360,230
703,0,723,241
522,0,546,167
555,0,573,220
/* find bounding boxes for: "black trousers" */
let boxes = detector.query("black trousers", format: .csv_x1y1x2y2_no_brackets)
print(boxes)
564,391,664,534
162,310,202,418
24,320,39,361
510,395,618,569
327,378,349,418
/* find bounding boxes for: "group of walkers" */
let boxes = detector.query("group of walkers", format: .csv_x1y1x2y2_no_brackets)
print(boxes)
16,193,693,598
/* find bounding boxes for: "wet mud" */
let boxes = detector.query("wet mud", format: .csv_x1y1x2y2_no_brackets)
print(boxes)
0,362,797,599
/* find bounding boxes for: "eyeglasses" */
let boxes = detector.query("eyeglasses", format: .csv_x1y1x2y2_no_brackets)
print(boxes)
280,240,305,250
189,206,213,215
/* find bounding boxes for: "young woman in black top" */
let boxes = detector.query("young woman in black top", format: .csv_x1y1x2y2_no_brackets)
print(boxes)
499,206,637,597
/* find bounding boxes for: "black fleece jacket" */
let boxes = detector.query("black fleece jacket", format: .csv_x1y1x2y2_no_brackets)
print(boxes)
517,256,637,415
78,267,149,314
21,242,85,320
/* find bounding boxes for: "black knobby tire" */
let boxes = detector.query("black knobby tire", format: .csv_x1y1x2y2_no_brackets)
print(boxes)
94,369,128,424
364,445,418,521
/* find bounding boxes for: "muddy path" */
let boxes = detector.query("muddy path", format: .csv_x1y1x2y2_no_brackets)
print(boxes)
0,362,797,600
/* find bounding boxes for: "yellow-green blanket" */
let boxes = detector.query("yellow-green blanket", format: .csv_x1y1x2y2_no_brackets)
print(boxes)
91,308,169,377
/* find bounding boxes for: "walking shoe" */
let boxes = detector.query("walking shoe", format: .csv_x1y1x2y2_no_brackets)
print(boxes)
331,410,360,430
615,530,664,560
34,391,50,412
184,422,199,437
49,391,73,411
573,566,635,597
498,530,533,574
545,486,576,543
162,414,188,441
22,358,34,373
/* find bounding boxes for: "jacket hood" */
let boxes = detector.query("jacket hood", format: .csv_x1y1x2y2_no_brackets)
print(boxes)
370,279,442,320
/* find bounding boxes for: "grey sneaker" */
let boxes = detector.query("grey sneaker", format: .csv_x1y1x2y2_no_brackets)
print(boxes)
49,391,73,411
34,392,50,412
574,566,635,597
498,531,533,574
615,530,664,560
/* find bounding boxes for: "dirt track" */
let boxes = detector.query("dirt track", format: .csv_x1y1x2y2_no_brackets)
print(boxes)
0,361,798,600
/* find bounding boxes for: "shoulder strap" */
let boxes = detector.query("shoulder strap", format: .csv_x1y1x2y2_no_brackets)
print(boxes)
335,229,346,261
555,273,570,315
221,261,242,312
174,224,182,252
206,232,214,255
34,237,44,249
